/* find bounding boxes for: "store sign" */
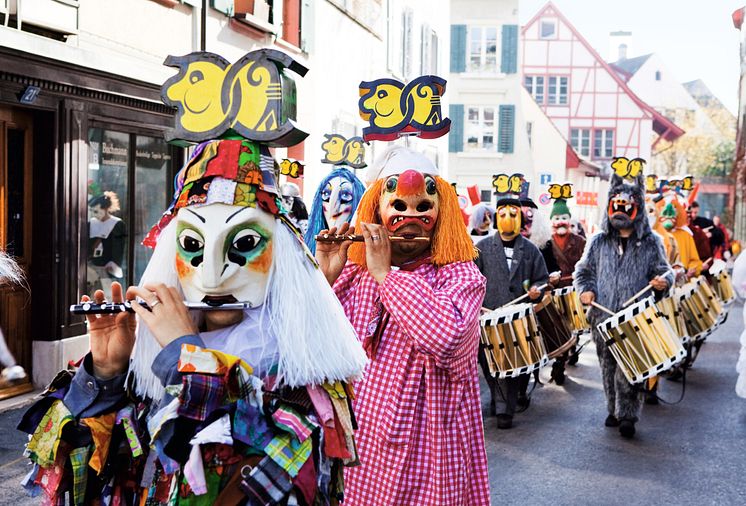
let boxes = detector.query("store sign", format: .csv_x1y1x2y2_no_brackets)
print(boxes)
576,191,598,206
161,49,309,146
101,141,128,168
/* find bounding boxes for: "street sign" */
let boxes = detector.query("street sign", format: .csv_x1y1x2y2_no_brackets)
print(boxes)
540,173,552,185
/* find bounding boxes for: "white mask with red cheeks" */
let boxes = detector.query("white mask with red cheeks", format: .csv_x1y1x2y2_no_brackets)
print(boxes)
552,214,571,236
379,169,439,238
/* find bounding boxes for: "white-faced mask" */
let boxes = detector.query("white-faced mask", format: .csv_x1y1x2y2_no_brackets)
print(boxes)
174,203,275,306
321,176,355,229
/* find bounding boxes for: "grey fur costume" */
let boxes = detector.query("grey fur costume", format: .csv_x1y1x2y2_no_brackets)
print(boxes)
574,173,673,422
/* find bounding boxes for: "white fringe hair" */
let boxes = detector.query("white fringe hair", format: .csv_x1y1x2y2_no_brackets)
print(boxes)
528,207,553,248
129,216,368,402
0,250,24,285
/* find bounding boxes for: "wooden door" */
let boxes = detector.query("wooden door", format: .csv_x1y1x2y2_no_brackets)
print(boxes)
0,105,34,397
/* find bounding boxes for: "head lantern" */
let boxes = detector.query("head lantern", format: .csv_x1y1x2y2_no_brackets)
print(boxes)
348,146,475,266
132,49,367,401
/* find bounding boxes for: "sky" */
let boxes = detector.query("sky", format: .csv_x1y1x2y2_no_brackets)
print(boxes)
519,0,745,113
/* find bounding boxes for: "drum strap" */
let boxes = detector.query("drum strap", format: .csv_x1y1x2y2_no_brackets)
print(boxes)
637,366,688,405
493,372,541,414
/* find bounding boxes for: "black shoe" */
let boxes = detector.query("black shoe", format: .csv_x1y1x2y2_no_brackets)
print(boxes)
551,361,566,386
496,414,513,429
516,395,530,409
605,414,620,427
619,419,636,439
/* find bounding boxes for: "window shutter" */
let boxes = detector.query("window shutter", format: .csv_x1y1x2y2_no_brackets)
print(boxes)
449,104,464,153
450,24,466,73
498,105,515,153
501,24,518,74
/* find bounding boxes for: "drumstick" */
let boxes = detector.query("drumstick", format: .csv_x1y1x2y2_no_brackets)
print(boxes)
315,233,430,243
622,284,654,308
504,283,549,306
590,301,615,316
70,301,256,315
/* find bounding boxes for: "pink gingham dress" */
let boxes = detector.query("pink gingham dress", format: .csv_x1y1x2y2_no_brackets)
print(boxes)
334,261,491,506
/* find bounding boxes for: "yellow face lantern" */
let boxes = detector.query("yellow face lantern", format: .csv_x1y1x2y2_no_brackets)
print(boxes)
496,202,522,239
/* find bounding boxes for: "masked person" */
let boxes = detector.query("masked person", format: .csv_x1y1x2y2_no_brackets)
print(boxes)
317,146,490,505
468,203,495,243
17,138,368,505
475,196,548,429
304,167,366,254
575,171,673,438
664,196,703,279
280,181,310,234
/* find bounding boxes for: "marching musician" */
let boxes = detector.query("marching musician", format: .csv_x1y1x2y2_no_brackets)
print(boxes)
574,169,673,439
318,146,491,504
475,195,549,429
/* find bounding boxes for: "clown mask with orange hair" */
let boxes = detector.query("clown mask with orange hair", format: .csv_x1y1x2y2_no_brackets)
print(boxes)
349,147,476,267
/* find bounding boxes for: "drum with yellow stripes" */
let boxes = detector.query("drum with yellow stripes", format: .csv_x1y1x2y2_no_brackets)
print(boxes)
656,295,690,344
480,303,549,378
709,261,736,307
551,286,591,337
595,297,686,384
677,277,724,342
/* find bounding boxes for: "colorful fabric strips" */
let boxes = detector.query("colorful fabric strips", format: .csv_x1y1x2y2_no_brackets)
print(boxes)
25,400,73,467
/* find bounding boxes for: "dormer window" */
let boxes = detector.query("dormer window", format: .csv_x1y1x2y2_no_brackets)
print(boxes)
540,18,557,39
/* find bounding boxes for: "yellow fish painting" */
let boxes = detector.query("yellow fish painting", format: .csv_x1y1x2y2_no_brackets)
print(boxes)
358,75,451,141
161,49,309,146
321,134,367,169
280,159,304,178
611,156,646,179
548,183,573,199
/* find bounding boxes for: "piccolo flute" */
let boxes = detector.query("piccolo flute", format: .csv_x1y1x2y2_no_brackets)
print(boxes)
315,233,430,243
70,301,255,315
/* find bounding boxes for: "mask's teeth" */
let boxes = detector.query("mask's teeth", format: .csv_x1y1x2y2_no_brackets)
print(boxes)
625,204,631,212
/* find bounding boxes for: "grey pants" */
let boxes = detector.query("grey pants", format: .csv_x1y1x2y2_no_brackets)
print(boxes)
592,330,640,421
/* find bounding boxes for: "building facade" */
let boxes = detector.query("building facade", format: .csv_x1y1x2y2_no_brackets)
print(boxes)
0,0,450,391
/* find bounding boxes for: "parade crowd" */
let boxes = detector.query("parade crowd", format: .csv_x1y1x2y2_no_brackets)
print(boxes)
2,48,746,506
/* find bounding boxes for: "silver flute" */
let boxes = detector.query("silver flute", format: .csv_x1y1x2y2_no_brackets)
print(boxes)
69,300,255,315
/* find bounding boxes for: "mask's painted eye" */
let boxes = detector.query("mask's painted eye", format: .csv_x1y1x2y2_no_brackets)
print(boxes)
189,70,204,84
509,208,518,217
339,189,353,203
385,176,398,193
232,229,263,253
178,229,204,253
425,176,437,195
321,184,332,202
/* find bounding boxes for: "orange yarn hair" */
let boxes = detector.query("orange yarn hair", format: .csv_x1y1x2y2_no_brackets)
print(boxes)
348,176,477,267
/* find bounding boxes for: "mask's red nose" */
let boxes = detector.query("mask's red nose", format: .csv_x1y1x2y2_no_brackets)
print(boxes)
397,169,425,196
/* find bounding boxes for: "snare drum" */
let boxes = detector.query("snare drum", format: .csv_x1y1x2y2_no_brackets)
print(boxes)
596,297,686,384
480,303,549,378
709,261,736,307
677,277,724,342
551,286,591,336
656,295,690,344
534,294,577,359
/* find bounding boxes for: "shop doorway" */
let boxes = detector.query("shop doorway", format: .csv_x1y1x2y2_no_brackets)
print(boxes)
0,105,34,399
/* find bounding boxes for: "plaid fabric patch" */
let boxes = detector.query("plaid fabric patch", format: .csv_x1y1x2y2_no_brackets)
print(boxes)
263,433,312,478
271,404,317,443
178,374,226,422
69,446,90,506
239,455,293,504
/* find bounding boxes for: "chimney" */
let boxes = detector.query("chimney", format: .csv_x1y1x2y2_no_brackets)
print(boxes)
608,30,632,62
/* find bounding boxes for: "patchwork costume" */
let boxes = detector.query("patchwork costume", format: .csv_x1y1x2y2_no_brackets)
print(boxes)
18,51,367,505
574,172,673,438
334,148,490,505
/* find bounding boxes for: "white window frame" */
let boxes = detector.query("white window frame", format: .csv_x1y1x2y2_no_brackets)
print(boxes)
420,25,438,74
465,106,498,151
593,129,614,159
400,8,414,80
547,76,568,105
570,128,591,157
524,75,545,104
466,25,500,73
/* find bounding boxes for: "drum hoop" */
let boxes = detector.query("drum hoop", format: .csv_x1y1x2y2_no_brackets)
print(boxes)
481,303,533,326
598,296,653,331
551,286,574,296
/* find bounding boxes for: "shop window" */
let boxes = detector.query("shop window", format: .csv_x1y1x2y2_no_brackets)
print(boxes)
86,128,174,299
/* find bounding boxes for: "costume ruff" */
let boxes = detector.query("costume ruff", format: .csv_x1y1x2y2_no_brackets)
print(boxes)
334,261,490,505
